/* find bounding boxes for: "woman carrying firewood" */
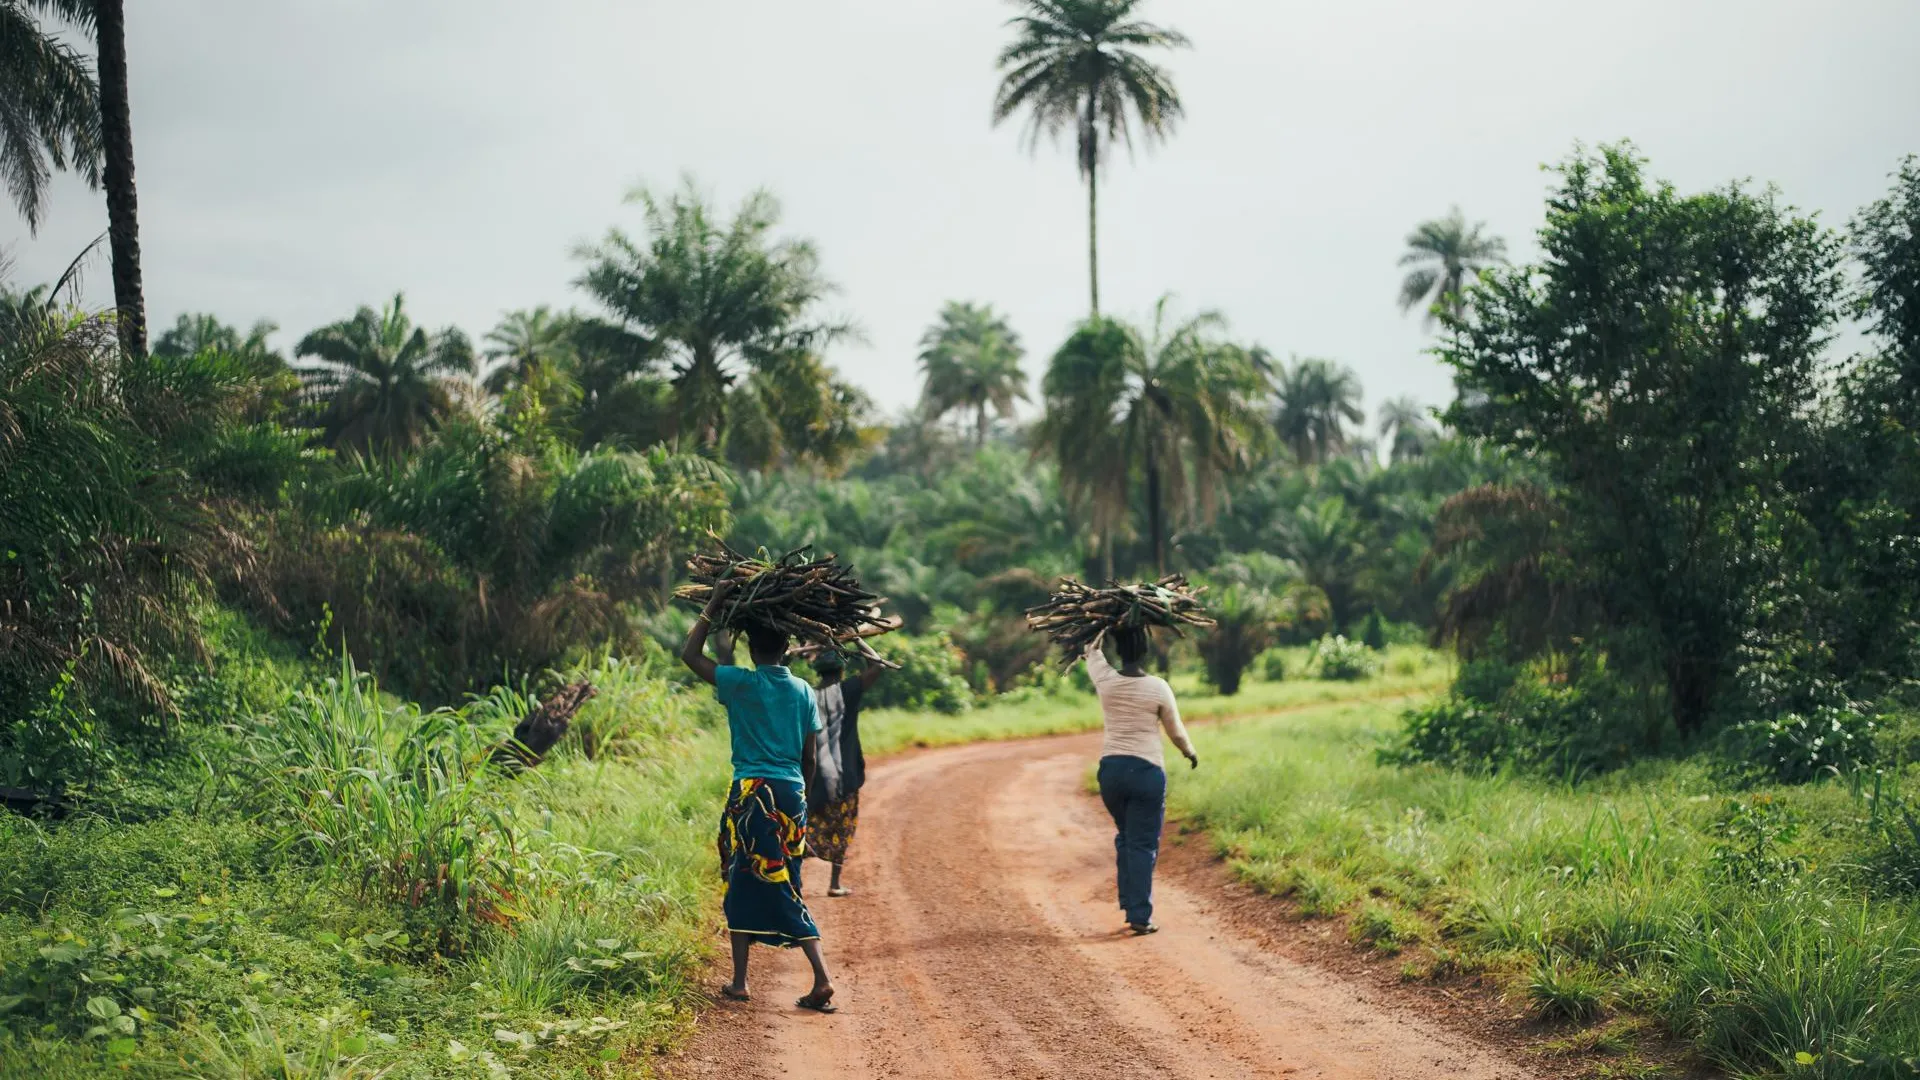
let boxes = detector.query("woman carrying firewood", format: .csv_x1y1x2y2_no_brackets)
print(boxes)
1085,625,1198,935
1029,577,1210,936
681,580,838,1014
807,651,883,897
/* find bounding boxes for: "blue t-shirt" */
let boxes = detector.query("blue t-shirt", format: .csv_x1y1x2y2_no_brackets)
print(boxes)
715,665,821,785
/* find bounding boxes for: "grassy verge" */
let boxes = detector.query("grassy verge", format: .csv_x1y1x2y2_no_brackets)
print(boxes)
1172,695,1920,1079
860,645,1451,756
0,641,730,1080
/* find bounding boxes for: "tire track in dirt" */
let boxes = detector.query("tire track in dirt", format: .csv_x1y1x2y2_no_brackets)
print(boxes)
669,731,1539,1080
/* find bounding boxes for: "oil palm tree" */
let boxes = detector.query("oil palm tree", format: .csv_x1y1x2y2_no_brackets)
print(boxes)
0,0,100,232
1273,356,1365,465
1035,296,1269,575
295,293,476,455
482,305,580,395
1398,207,1506,325
917,301,1029,446
1376,395,1436,463
575,179,850,452
993,0,1188,315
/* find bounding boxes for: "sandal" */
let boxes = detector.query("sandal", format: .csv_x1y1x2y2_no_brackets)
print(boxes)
1128,922,1160,936
795,990,838,1014
717,984,750,1002
827,886,852,898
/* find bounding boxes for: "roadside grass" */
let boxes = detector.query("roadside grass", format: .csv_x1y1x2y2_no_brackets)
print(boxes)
1171,695,1920,1079
860,644,1450,755
0,642,729,1080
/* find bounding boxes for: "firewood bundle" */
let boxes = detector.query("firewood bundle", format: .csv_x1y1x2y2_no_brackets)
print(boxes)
1025,576,1214,666
675,542,900,668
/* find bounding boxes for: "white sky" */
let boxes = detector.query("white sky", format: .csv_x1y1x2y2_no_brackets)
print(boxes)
7,0,1918,419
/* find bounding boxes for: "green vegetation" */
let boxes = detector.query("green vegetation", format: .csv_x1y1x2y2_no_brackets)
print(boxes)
0,640,729,1079
1176,695,1920,1078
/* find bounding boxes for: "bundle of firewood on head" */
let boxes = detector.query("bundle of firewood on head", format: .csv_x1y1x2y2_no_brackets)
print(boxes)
675,541,902,668
1025,575,1214,668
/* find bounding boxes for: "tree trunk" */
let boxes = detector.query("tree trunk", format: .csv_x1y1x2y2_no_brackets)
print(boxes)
1101,532,1114,584
95,0,145,359
1144,434,1166,576
1086,155,1100,317
975,401,987,448
1083,92,1099,317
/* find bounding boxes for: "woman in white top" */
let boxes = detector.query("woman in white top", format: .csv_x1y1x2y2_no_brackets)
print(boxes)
1084,627,1198,935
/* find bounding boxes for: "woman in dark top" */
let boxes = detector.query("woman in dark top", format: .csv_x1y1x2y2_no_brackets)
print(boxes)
807,651,883,897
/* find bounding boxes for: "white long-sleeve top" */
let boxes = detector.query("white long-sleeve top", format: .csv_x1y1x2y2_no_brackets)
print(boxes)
1085,644,1195,768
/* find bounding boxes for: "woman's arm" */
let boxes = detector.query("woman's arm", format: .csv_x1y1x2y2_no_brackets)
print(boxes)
1159,685,1198,769
679,581,734,686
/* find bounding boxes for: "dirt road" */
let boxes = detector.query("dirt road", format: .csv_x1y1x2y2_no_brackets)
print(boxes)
671,732,1538,1080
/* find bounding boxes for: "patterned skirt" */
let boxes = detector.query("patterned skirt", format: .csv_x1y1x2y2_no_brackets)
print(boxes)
716,777,820,947
809,791,860,865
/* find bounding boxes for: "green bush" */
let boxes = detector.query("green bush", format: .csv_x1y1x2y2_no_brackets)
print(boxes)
1312,635,1378,681
797,632,973,715
1360,609,1387,651
1259,649,1288,683
1729,706,1877,785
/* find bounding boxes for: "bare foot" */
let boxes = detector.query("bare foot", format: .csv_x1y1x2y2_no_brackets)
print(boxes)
796,985,837,1013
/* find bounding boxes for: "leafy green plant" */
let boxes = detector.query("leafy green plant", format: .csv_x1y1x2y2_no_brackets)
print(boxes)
1709,795,1805,888
1312,635,1377,681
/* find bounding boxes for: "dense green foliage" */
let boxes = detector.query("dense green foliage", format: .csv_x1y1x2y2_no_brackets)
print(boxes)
1402,147,1920,777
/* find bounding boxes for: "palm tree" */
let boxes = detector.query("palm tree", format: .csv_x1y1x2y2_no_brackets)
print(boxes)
1376,395,1436,463
482,306,579,395
295,293,476,454
1273,356,1365,465
1272,496,1366,630
917,301,1029,446
575,179,849,451
1035,296,1269,575
0,0,100,231
1398,207,1506,325
993,0,1188,315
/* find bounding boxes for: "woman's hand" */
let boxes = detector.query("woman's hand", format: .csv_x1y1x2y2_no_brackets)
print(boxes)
703,578,736,619
1183,749,1199,770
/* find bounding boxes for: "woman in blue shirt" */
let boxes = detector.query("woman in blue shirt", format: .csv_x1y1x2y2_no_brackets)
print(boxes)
681,581,837,1013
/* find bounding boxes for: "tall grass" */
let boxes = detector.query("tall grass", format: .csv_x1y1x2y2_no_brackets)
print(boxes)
243,657,521,930
1173,696,1920,1077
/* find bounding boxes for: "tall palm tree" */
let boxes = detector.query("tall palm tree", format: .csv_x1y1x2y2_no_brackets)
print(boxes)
295,293,476,455
575,179,849,451
1398,207,1506,325
0,0,100,231
1035,296,1269,575
993,0,1188,315
482,305,579,395
1376,395,1436,463
916,301,1029,446
1273,356,1365,465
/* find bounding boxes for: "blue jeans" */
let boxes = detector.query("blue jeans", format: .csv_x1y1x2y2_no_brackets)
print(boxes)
1097,755,1167,926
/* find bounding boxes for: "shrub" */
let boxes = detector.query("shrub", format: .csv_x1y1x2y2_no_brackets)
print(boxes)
1728,706,1877,785
1259,649,1288,683
801,633,972,715
1312,635,1378,681
1360,609,1387,651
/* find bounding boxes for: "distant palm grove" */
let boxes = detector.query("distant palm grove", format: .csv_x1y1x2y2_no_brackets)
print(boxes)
4,1,1920,1076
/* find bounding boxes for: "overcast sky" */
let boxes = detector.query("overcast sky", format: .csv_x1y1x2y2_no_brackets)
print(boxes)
7,0,1918,418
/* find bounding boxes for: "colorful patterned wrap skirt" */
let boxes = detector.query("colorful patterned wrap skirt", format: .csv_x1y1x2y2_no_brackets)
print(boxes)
716,777,820,947
808,791,860,865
